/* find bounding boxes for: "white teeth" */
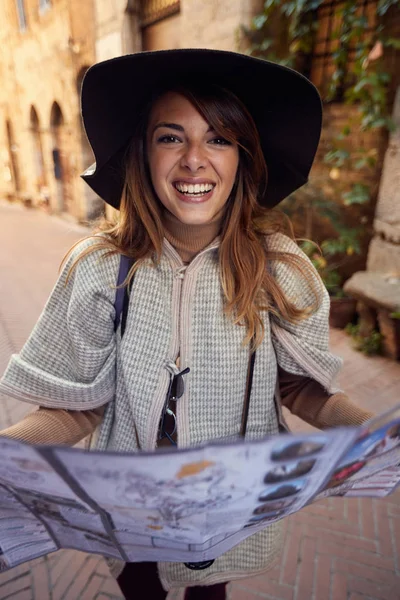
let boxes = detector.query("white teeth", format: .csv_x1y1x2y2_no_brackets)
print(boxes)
175,182,214,194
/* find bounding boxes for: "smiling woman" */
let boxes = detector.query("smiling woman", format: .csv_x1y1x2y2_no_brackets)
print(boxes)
0,49,375,600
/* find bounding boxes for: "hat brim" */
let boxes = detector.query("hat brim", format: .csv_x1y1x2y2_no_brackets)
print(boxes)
80,49,322,209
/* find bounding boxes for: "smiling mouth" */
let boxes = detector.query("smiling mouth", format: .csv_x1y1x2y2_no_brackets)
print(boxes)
173,182,215,197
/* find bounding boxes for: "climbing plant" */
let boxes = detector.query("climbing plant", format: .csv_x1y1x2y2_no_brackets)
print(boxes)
244,0,399,294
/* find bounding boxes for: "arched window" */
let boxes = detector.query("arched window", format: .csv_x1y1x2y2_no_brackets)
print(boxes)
5,120,21,191
15,0,27,31
50,102,64,181
50,101,64,128
49,101,69,212
29,106,46,188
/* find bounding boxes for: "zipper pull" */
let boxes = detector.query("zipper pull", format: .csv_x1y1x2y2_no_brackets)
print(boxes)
175,266,187,279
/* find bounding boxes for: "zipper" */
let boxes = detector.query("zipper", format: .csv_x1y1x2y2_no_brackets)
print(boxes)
147,240,219,450
175,270,194,448
147,263,184,449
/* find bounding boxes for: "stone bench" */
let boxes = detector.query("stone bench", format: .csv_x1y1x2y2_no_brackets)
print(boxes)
343,271,400,360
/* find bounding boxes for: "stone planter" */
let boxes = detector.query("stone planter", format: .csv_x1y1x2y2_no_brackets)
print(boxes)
329,296,357,329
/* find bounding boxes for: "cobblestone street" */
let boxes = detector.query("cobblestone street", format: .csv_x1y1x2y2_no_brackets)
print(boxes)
0,201,399,600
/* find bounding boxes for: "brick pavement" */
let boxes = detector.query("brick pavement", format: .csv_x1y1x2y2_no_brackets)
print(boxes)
0,201,399,600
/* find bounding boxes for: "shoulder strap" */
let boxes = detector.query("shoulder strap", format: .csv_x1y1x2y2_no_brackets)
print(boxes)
114,255,135,336
240,337,256,438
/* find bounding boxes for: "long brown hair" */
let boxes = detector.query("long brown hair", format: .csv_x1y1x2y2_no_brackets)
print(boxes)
68,82,321,348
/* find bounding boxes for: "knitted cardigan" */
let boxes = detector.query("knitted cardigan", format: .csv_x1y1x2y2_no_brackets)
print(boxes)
0,232,343,590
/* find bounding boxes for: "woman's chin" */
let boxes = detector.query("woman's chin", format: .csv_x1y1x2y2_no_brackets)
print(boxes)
176,212,215,226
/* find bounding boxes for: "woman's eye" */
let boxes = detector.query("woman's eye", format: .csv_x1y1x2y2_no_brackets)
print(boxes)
157,134,180,144
209,137,231,146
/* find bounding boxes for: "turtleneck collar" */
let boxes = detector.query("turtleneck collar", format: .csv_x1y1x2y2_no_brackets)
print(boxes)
162,209,223,264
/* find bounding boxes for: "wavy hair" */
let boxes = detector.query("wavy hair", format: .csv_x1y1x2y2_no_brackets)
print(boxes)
67,82,321,349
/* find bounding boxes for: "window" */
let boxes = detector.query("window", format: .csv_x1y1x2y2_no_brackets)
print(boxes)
15,0,27,31
39,0,51,14
309,0,378,100
140,0,180,27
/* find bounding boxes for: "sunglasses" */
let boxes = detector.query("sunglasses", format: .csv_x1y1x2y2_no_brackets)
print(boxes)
158,367,190,446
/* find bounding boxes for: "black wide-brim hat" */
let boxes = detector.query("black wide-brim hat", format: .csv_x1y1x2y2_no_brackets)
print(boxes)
80,49,322,209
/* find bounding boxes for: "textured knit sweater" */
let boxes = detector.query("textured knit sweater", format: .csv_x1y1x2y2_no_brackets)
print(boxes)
0,211,373,445
0,215,374,591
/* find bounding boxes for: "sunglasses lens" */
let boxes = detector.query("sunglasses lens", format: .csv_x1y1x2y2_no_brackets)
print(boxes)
160,407,176,438
175,375,185,399
166,408,177,436
159,368,190,445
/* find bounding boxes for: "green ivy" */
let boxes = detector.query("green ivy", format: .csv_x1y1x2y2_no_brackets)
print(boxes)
243,0,396,292
245,0,394,133
345,323,383,355
342,183,371,206
324,149,351,167
377,0,400,16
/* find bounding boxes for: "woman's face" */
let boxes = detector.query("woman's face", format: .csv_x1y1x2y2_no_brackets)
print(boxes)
147,92,239,226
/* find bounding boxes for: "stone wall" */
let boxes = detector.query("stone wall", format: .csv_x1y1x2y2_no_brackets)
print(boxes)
95,0,136,61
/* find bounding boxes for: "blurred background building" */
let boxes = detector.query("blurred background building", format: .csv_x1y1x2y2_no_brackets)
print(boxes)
0,0,97,219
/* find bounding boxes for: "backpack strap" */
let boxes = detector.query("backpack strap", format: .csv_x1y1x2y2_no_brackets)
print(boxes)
114,255,135,336
240,336,256,438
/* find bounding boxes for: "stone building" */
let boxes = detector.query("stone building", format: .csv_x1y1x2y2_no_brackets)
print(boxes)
0,0,99,220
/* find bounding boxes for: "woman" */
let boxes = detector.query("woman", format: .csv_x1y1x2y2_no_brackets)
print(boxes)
0,49,373,599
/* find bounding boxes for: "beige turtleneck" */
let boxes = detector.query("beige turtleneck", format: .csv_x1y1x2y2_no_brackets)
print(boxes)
0,214,374,446
162,208,223,264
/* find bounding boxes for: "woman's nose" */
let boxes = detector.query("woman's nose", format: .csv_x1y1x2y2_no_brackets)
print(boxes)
180,142,208,172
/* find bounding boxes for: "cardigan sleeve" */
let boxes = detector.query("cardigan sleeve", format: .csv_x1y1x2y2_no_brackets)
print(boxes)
0,238,119,410
279,368,374,429
267,232,343,393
